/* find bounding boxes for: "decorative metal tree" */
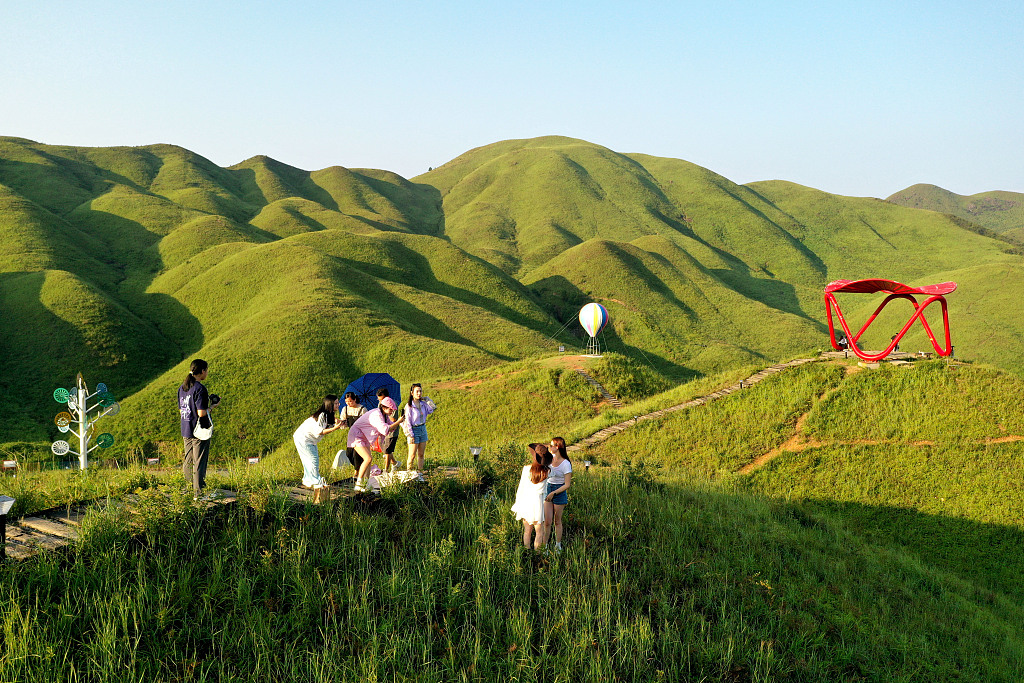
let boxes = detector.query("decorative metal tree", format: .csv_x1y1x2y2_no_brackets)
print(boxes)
51,373,119,469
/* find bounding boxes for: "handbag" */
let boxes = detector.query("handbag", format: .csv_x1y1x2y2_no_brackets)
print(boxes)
193,414,213,441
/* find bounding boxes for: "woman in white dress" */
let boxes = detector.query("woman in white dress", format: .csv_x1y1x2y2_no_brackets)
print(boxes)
510,443,552,550
293,395,347,490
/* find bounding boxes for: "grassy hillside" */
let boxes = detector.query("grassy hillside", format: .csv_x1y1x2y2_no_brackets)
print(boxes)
418,138,1024,377
887,183,1024,243
4,134,1024,463
2,462,1022,680
4,355,1024,679
586,358,1024,607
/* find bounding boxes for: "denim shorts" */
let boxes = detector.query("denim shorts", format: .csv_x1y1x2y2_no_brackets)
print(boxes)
547,481,568,506
409,423,428,444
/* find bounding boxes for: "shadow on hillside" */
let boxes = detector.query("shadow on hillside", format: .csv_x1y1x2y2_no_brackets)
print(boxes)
595,323,699,381
798,498,1024,605
335,268,508,359
353,174,447,237
229,165,341,214
0,272,184,445
0,152,164,215
529,275,588,325
334,241,566,349
646,205,823,325
228,166,447,237
61,207,205,356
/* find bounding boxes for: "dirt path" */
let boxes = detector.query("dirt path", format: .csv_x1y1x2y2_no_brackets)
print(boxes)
739,379,1024,475
566,357,820,454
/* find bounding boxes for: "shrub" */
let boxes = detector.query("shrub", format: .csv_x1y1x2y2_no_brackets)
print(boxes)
590,353,671,401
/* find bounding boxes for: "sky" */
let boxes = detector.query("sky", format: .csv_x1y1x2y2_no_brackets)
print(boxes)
2,0,1021,198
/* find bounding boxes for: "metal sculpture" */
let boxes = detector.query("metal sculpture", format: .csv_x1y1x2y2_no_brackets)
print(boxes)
824,279,956,362
51,373,118,469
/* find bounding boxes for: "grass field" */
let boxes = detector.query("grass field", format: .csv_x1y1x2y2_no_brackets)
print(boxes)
2,469,1022,681
4,356,1024,679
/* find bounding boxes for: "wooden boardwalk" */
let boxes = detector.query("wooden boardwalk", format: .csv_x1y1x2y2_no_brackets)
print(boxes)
4,469,470,560
3,490,238,562
574,369,624,408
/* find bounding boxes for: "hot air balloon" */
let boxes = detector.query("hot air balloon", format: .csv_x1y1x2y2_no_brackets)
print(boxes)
578,303,609,356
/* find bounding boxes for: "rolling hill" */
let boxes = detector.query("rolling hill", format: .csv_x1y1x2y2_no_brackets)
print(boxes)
2,134,1023,462
887,183,1024,243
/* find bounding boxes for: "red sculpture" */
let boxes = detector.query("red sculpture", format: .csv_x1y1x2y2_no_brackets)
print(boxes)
824,279,956,362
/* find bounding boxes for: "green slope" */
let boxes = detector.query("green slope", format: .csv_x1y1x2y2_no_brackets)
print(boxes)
3,134,1024,462
887,183,1024,243
585,358,1024,607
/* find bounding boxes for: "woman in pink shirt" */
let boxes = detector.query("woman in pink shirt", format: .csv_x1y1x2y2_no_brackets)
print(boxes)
347,397,405,492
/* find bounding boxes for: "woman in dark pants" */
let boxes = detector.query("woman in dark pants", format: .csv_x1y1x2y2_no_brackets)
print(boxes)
178,359,211,499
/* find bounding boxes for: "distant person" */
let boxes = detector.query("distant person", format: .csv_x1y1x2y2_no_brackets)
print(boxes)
332,392,367,472
402,383,437,473
511,443,552,550
890,334,900,353
293,395,347,491
348,396,406,492
837,336,849,350
543,436,573,552
178,358,212,499
376,387,401,473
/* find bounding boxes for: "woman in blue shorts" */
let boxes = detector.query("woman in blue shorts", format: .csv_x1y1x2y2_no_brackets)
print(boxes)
402,383,436,473
543,436,572,551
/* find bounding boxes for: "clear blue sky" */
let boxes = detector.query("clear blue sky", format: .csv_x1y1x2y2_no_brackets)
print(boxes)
2,1,1021,197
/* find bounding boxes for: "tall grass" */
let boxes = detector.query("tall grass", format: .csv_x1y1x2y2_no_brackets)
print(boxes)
2,471,1022,681
587,364,845,475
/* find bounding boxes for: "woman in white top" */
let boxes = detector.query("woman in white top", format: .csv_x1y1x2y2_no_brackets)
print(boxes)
293,394,347,489
511,443,552,550
544,436,573,551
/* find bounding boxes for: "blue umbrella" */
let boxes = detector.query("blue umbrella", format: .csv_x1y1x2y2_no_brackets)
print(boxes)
343,373,400,410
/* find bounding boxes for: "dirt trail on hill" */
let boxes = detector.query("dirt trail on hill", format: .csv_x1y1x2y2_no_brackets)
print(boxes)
566,357,819,454
738,365,1024,473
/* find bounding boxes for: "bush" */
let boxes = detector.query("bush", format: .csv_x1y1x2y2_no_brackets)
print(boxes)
590,353,671,401
476,440,526,496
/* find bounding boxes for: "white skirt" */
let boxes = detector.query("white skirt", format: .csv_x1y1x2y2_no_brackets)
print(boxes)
510,466,547,524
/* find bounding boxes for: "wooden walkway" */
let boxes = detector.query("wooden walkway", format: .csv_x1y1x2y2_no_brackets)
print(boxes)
566,357,819,454
3,490,238,562
4,468,470,561
574,369,624,408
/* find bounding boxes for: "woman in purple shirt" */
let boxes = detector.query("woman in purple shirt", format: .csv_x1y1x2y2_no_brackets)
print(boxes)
401,383,436,473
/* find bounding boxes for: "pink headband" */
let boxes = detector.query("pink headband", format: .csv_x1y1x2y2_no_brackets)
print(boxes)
379,397,397,411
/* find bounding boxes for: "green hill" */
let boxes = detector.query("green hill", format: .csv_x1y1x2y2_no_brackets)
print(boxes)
584,358,1024,605
887,183,1024,243
3,134,1024,462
